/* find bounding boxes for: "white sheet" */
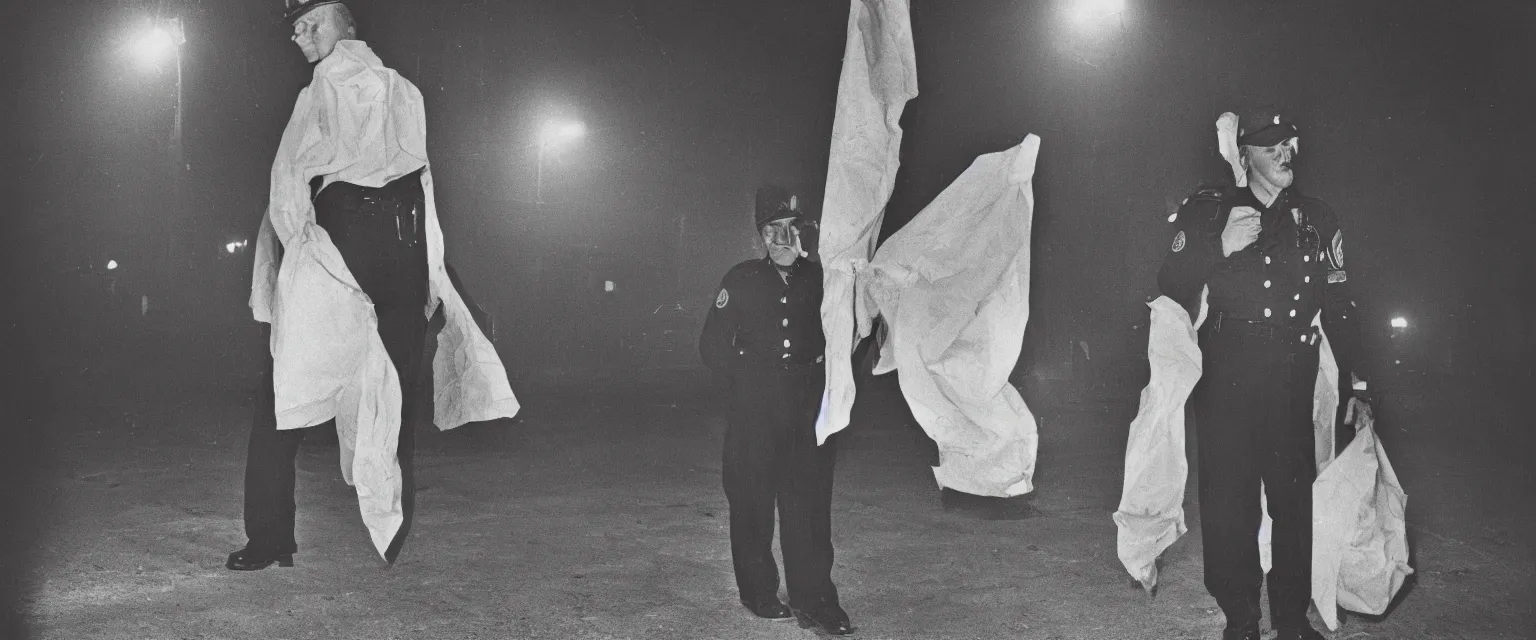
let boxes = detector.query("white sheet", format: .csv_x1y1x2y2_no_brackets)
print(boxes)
814,0,918,445
860,137,1041,497
1113,297,1201,590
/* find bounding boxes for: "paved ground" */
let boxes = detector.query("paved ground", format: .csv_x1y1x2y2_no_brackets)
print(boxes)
15,339,1533,639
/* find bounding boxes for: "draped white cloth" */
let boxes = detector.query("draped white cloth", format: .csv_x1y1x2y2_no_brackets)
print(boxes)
859,137,1042,497
250,40,519,556
814,0,918,445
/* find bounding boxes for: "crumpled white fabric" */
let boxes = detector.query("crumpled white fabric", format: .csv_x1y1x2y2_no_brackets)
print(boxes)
250,40,519,557
859,137,1041,497
1113,297,1201,590
1216,112,1246,188
815,0,918,445
1309,421,1413,629
1116,295,1410,630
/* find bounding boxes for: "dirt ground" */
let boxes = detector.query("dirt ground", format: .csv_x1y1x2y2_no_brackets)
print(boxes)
16,342,1534,640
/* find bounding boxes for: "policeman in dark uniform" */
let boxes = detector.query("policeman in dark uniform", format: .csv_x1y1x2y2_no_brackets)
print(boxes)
699,186,851,635
1159,107,1373,640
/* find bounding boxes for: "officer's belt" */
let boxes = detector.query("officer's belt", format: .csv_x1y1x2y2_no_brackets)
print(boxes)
313,168,426,245
1207,312,1321,347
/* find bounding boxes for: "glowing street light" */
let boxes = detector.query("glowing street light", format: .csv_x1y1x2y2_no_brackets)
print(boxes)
1072,0,1126,25
535,118,586,206
1390,317,1408,329
127,18,186,144
107,260,119,270
126,17,188,306
130,26,178,69
540,120,587,145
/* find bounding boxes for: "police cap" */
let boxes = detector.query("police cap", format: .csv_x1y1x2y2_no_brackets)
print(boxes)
285,0,346,24
1236,105,1298,148
754,185,801,229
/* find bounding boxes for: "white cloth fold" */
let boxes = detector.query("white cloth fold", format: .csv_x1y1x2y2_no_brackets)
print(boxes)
1112,297,1201,590
1310,421,1413,629
815,0,918,445
250,40,519,556
860,137,1042,497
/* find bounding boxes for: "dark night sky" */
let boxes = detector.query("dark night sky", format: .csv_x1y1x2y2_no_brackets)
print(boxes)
5,0,1533,381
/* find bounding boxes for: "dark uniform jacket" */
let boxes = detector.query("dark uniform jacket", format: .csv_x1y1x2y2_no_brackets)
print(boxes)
1158,185,1369,383
700,257,827,375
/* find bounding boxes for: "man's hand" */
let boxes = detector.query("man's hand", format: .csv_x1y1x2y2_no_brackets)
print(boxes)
1344,396,1374,430
1222,206,1262,257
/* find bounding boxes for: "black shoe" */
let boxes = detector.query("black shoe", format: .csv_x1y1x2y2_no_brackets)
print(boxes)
225,547,293,571
792,604,853,636
1220,624,1260,640
1275,626,1326,640
741,595,791,620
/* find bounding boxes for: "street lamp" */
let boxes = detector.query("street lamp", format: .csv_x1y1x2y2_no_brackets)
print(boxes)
127,16,187,310
129,18,186,151
535,119,586,206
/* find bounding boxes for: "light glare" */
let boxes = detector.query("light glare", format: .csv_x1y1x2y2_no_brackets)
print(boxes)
1071,0,1125,25
1390,317,1408,329
540,119,587,145
130,27,176,67
106,260,119,270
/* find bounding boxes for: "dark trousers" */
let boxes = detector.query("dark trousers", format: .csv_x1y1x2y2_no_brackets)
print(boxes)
242,172,430,556
1192,323,1320,631
723,365,839,611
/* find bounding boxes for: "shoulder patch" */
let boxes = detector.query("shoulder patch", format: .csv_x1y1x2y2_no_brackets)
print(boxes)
715,288,729,309
1171,230,1187,252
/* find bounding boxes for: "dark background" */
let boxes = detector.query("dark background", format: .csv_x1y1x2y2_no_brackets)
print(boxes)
3,1,1532,635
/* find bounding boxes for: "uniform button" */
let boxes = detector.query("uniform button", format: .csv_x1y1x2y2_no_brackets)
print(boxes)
1303,255,1310,262
1304,276,1311,283
1300,335,1307,343
780,297,787,304
782,353,790,359
784,339,791,348
782,318,788,327
1289,309,1297,317
1264,308,1272,318
1263,280,1271,288
738,350,745,355
1293,293,1301,300
1264,256,1272,264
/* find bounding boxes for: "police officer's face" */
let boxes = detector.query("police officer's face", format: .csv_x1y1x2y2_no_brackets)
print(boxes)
761,219,800,267
1243,139,1297,191
291,8,344,63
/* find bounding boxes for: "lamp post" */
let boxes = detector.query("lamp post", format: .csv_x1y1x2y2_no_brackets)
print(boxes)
528,118,586,305
129,18,186,152
128,17,187,312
